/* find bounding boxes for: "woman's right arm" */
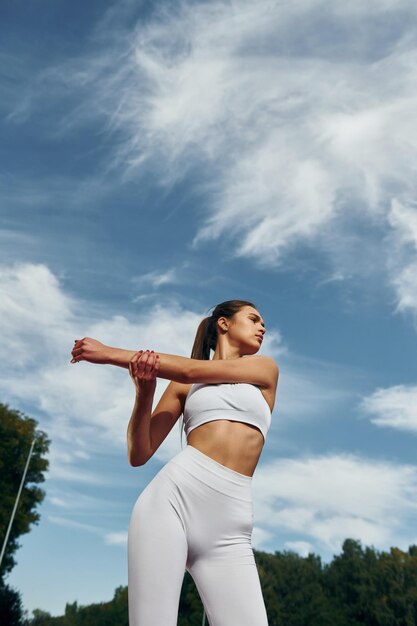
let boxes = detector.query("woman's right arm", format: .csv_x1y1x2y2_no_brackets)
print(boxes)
127,387,154,466
127,351,158,466
127,351,188,466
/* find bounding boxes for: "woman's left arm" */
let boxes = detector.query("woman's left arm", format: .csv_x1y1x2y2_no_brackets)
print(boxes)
71,338,138,368
72,338,278,389
141,352,278,389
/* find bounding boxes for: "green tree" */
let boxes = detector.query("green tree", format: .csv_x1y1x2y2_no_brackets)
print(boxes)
178,571,206,626
30,608,53,626
0,403,50,577
24,541,417,626
324,538,377,625
0,580,27,626
257,548,350,626
0,403,50,625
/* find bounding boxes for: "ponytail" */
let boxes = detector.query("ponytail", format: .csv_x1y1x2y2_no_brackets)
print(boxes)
190,316,217,360
179,299,256,447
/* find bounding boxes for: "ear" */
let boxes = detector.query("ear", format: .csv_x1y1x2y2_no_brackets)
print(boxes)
217,316,229,333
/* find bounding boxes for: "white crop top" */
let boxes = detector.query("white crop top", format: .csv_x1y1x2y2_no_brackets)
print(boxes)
183,382,272,442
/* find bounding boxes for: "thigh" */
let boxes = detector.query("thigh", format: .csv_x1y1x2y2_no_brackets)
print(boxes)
190,557,269,626
128,472,188,626
187,489,268,626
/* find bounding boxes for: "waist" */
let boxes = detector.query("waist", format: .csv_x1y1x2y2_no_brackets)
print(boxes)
184,409,268,441
186,420,264,477
168,444,253,500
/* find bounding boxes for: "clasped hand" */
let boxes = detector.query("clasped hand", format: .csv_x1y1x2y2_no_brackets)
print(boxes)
129,350,160,392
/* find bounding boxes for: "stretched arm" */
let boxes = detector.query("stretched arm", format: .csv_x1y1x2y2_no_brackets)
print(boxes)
150,352,278,389
71,338,135,368
72,337,279,389
127,350,159,466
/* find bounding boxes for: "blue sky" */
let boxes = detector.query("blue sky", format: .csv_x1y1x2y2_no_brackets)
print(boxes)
2,0,417,617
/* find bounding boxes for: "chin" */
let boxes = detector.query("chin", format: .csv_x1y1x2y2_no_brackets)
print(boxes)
246,343,260,355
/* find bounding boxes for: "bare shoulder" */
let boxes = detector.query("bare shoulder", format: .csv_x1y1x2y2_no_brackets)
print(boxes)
245,354,279,372
249,354,278,366
247,355,279,387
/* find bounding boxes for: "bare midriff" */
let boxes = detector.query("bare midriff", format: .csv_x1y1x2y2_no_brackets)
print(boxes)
186,420,264,477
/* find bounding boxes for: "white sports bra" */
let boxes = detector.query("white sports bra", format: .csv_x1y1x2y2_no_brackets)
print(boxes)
183,382,272,442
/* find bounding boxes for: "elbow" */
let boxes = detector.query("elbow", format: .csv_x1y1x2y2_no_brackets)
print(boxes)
182,364,198,384
128,450,148,467
129,456,146,467
128,456,143,467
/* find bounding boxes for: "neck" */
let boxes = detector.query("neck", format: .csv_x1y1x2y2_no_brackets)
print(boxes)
212,337,242,360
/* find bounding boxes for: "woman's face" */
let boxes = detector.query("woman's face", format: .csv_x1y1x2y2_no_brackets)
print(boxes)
225,305,266,355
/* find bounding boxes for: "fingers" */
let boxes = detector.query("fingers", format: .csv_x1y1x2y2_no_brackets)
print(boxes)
128,351,143,380
143,351,159,380
129,350,159,382
71,338,85,363
137,351,155,380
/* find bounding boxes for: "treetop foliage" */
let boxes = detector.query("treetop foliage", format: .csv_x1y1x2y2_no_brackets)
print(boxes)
0,403,50,577
26,539,417,626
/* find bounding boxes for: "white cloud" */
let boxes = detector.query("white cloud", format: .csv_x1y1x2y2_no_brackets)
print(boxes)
104,531,128,547
2,259,417,571
0,260,370,505
0,263,73,366
283,540,314,557
252,525,275,550
360,384,417,434
0,262,202,481
48,496,67,508
0,261,373,490
386,199,417,319
3,262,416,559
252,453,417,554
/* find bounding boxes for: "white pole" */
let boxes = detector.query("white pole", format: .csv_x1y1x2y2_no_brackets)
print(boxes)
202,609,206,625
0,438,36,570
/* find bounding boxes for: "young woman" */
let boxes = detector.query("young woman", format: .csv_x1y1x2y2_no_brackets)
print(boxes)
71,299,279,626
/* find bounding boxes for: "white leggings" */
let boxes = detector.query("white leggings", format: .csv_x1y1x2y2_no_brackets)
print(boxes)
128,444,269,626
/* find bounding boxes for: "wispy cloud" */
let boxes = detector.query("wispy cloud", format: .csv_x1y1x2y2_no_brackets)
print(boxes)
131,263,189,291
97,0,417,318
104,531,128,547
5,0,417,320
272,352,361,422
48,515,104,535
48,515,127,548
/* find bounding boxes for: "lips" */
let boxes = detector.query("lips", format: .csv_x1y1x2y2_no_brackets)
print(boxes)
256,335,263,342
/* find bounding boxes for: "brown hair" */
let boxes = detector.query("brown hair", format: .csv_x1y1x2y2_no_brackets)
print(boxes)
179,299,256,447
